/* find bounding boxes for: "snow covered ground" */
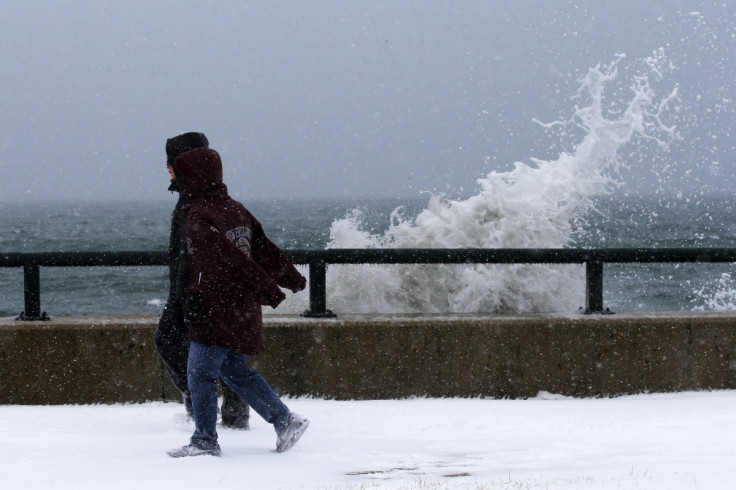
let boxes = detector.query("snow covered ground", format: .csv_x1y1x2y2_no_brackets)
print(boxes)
3,391,736,489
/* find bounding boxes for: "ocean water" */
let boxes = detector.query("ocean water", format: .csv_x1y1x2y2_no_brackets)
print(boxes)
1,53,735,317
0,196,427,317
0,193,734,317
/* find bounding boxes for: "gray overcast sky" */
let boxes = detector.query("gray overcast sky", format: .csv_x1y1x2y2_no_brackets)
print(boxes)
0,1,734,202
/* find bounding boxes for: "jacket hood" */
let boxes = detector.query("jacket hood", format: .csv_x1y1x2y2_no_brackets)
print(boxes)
174,147,229,201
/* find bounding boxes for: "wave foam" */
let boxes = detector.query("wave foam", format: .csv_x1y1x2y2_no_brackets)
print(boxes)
280,53,679,314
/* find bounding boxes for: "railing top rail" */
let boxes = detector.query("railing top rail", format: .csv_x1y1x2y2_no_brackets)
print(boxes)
0,251,168,268
288,248,736,264
2,248,736,268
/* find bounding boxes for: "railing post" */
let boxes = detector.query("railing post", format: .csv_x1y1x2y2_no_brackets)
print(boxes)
301,259,336,318
584,258,610,314
17,260,49,321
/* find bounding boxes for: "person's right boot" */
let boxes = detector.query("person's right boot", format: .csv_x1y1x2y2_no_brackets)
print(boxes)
276,413,309,453
184,393,193,418
220,383,250,430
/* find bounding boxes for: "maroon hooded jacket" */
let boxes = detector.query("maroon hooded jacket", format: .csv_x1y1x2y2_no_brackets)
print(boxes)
175,147,306,355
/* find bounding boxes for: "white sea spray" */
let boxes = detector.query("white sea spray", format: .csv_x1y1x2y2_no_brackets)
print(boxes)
693,273,736,311
281,53,680,314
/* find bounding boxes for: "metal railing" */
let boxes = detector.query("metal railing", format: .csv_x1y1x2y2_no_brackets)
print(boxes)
2,248,736,320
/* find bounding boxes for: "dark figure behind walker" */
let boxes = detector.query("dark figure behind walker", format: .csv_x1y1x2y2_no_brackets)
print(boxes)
154,132,251,429
160,133,309,457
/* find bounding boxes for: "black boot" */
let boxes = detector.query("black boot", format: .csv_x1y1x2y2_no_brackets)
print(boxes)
184,392,194,418
220,381,250,430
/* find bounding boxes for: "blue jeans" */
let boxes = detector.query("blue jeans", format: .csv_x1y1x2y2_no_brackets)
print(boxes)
187,341,291,449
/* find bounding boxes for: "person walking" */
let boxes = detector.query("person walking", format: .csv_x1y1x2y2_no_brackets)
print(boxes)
164,137,309,457
154,132,251,429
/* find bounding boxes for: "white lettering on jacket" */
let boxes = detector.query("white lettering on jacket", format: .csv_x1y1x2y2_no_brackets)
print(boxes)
226,226,253,257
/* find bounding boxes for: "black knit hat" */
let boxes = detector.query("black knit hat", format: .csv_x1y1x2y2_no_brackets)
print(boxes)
166,132,209,167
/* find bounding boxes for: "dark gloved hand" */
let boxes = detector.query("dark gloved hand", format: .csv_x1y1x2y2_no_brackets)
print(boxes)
291,276,307,293
267,289,287,309
185,293,206,321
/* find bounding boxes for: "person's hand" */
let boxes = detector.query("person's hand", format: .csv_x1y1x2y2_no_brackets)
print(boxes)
291,276,307,294
268,289,287,309
185,293,206,321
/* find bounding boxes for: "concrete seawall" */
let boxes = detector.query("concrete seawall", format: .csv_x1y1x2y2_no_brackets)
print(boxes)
1,312,735,404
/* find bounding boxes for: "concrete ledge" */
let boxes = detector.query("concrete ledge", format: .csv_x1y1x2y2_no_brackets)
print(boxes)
0,316,167,404
1,312,735,404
